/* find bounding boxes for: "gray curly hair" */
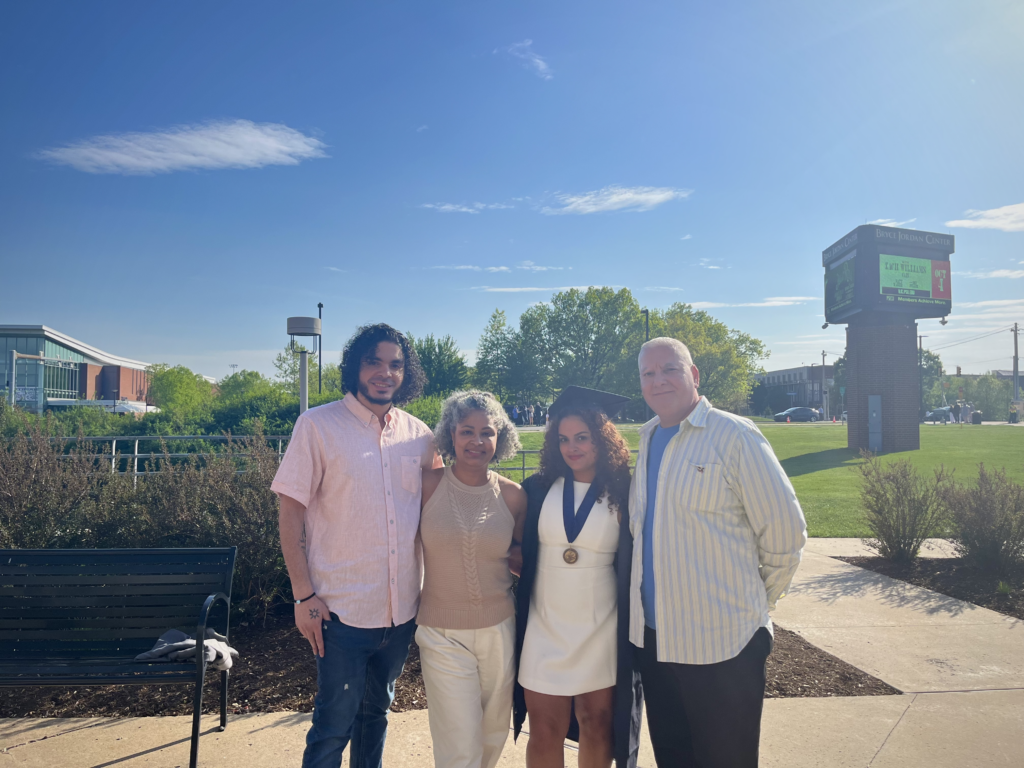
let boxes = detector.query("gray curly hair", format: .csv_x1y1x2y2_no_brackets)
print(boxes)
434,390,521,464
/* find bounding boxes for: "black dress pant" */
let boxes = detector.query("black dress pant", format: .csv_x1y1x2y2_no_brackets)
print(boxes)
635,625,773,768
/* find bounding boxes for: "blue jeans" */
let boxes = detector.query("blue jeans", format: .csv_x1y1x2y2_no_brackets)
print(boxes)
302,617,416,768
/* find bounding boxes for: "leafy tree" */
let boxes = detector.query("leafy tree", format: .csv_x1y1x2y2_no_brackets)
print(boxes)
410,333,468,397
218,370,277,401
544,287,643,393
474,309,550,403
147,364,214,419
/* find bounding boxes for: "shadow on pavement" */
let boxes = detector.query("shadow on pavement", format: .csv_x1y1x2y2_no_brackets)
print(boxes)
791,564,987,619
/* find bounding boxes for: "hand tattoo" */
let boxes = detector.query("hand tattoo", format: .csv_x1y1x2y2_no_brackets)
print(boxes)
309,607,320,620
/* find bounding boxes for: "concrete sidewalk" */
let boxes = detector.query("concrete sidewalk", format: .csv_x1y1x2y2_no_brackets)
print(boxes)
773,550,1023,693
3,691,1024,768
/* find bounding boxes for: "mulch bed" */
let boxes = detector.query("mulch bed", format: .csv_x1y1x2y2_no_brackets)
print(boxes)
837,556,1024,622
0,610,894,719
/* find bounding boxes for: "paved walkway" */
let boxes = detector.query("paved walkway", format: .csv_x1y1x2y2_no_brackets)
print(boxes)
2,539,1021,767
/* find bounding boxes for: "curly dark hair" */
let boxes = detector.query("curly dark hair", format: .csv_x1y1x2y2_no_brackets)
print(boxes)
539,406,633,517
340,323,426,406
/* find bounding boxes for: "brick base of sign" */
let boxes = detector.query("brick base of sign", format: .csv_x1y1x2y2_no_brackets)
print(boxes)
845,316,920,453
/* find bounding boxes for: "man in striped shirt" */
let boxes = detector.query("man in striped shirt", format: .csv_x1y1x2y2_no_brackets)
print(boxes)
629,337,807,768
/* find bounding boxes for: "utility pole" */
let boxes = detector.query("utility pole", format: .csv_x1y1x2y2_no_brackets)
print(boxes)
821,350,828,420
317,302,324,394
1013,322,1020,402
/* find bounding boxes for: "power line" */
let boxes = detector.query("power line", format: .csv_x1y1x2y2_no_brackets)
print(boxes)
928,325,1015,352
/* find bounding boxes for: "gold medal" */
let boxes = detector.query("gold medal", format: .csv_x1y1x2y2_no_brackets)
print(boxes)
563,547,579,564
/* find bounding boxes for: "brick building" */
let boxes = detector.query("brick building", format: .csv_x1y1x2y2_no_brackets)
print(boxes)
1,325,153,414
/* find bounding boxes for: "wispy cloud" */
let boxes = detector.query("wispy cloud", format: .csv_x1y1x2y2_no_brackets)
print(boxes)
542,185,690,215
326,267,346,273
946,202,1024,232
37,119,327,175
500,40,553,80
956,269,1024,279
517,260,567,271
681,234,692,241
472,285,618,293
644,287,685,292
431,265,511,272
420,201,513,214
698,258,722,270
869,217,917,228
690,296,818,309
416,125,429,132
958,299,1024,309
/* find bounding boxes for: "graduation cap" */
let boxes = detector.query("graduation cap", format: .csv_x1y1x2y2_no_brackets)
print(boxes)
549,386,631,419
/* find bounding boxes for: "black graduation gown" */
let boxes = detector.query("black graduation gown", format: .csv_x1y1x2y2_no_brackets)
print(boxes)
512,474,644,768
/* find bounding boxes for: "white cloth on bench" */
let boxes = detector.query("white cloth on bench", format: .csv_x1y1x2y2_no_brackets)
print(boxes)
135,628,239,671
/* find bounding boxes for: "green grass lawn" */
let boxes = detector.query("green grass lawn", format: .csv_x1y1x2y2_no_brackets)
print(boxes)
506,422,1024,538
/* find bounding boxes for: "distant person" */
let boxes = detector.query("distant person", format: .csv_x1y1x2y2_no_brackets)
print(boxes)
952,402,961,424
273,323,441,768
964,402,973,424
514,386,643,768
631,337,807,768
417,391,526,768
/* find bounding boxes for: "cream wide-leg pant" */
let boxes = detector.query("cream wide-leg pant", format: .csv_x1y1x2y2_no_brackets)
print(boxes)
415,614,516,768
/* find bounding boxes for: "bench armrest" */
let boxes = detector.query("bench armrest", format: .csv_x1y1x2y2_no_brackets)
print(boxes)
194,592,230,674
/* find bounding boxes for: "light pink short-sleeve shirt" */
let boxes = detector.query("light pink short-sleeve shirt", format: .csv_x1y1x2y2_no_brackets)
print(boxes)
271,393,440,628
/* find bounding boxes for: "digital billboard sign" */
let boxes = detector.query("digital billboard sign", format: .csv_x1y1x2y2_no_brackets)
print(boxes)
879,254,951,310
822,225,954,323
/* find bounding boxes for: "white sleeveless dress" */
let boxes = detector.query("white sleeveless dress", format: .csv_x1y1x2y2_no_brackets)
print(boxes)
518,478,618,696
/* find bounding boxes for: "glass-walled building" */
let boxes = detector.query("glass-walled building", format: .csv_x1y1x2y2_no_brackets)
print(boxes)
1,326,152,414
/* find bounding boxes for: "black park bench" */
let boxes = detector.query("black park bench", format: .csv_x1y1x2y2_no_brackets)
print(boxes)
0,548,236,768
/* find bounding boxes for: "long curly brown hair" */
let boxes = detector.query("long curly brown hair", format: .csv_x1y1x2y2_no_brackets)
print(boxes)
539,406,633,517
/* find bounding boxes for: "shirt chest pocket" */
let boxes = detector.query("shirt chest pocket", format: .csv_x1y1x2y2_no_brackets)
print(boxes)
675,461,734,515
400,455,421,494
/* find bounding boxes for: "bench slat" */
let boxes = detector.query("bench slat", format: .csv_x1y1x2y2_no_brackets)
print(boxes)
0,616,198,630
0,606,206,619
0,574,226,586
0,584,224,597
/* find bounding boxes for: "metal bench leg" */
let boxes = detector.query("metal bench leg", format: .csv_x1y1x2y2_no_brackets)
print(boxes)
190,661,207,768
220,669,229,731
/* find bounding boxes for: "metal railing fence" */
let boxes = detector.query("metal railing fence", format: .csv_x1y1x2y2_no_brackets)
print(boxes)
11,435,640,481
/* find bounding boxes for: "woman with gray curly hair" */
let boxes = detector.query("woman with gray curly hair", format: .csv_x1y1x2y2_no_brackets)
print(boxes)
416,390,527,768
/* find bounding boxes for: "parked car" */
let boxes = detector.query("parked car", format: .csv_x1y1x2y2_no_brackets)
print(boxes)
925,406,951,423
774,407,820,422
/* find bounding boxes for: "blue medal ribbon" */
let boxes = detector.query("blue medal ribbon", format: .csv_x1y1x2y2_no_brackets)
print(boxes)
562,474,603,544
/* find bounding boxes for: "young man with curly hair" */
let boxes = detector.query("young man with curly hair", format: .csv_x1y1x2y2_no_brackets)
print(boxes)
272,323,442,768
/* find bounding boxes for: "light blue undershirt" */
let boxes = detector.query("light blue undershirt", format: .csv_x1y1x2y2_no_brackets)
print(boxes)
642,423,679,629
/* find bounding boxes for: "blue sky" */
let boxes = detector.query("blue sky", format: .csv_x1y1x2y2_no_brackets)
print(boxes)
2,1,1023,380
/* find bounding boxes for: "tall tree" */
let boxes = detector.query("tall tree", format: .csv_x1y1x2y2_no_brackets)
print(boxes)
543,287,643,392
411,333,469,397
473,309,551,403
147,364,214,417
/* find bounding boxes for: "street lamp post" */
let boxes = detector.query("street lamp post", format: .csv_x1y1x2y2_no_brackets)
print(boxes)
641,308,650,421
317,303,323,395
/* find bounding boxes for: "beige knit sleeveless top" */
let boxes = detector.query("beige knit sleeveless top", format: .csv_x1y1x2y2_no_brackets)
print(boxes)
417,467,515,630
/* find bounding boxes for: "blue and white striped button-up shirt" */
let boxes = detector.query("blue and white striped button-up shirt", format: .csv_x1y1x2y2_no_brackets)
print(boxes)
629,397,807,664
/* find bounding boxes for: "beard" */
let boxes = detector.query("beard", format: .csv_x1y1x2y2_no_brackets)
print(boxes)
358,381,396,406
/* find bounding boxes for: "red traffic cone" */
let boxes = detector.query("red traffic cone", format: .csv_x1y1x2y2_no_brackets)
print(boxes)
832,416,836,423
787,416,791,423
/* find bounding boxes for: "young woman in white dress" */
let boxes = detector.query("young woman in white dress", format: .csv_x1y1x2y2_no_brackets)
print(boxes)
513,387,635,768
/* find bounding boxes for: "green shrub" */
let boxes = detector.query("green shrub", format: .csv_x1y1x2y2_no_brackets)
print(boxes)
401,394,444,429
860,453,947,562
940,464,1024,574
